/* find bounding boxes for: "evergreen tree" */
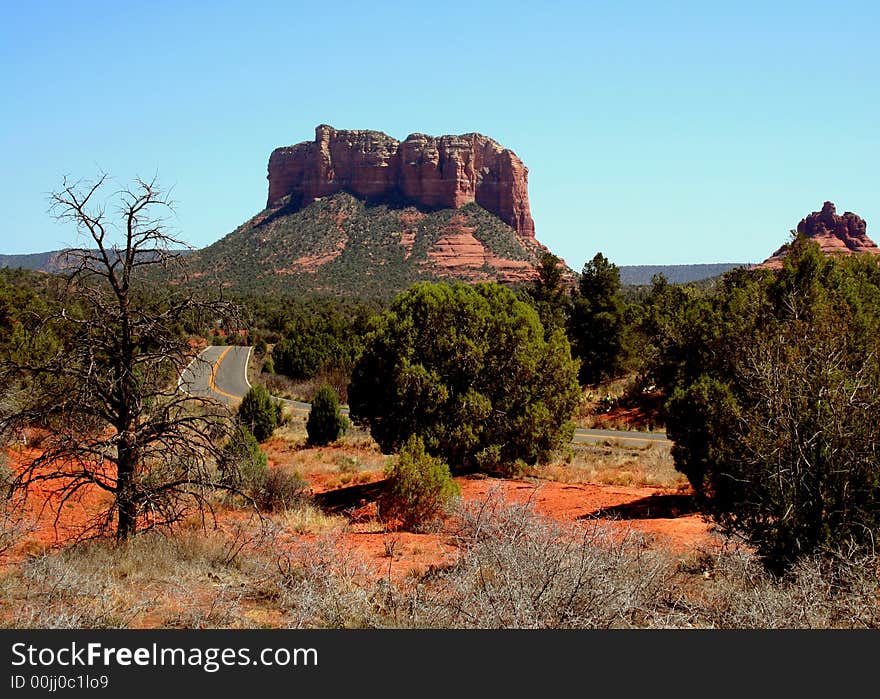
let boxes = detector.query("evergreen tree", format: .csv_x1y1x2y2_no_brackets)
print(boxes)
237,384,280,442
662,242,880,570
568,252,626,385
306,385,348,445
527,251,570,333
349,282,580,471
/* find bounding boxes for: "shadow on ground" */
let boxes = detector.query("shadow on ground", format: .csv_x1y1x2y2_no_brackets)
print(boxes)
313,480,387,513
580,493,698,520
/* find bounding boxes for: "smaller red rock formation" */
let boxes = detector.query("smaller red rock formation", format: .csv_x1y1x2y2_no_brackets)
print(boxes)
760,202,880,268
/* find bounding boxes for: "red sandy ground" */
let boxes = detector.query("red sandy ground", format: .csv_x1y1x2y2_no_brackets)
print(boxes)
337,478,712,580
2,447,713,583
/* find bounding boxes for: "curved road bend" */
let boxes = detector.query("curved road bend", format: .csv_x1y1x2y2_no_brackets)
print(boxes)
179,345,253,407
183,346,671,447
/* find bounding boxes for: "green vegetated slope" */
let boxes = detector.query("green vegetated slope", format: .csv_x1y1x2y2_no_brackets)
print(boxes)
175,192,550,299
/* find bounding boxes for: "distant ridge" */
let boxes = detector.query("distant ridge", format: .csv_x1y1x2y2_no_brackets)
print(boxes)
0,249,190,273
618,263,750,286
0,251,59,271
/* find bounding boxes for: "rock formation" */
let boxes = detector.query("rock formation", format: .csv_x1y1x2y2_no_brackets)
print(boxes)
760,202,880,268
267,125,536,238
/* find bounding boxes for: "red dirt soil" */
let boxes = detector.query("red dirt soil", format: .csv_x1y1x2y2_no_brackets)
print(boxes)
2,447,713,582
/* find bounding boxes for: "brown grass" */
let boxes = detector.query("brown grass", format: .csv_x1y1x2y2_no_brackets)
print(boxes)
1,487,877,629
534,442,689,490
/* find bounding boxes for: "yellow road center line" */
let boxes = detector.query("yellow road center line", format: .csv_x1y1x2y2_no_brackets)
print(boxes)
208,346,241,401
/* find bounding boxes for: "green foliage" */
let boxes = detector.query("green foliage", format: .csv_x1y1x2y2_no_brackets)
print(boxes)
306,385,349,445
251,468,308,512
568,252,627,385
661,241,880,570
526,251,571,333
0,268,62,365
237,384,281,442
381,435,459,530
219,425,268,490
271,303,366,381
261,353,275,374
218,425,305,511
349,282,580,471
164,192,548,300
253,336,267,355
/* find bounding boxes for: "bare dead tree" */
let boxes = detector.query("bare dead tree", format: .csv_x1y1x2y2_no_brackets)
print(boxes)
0,174,243,540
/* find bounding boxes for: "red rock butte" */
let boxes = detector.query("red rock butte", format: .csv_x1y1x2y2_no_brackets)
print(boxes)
267,125,536,239
760,201,880,268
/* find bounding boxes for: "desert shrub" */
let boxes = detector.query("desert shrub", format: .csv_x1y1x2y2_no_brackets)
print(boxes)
4,548,152,628
415,494,674,628
218,425,268,491
380,436,459,530
269,534,387,628
674,547,880,629
261,353,275,374
251,467,308,512
217,425,303,512
0,530,282,629
237,384,281,442
253,337,267,355
306,385,348,445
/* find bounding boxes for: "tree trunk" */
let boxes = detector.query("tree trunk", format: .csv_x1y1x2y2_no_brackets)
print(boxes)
116,437,138,540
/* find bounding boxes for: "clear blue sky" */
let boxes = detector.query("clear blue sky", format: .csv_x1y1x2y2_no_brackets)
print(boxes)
1,1,878,269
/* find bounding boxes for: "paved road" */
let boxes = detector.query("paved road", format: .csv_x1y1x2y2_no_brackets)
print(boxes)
179,345,253,406
183,346,671,447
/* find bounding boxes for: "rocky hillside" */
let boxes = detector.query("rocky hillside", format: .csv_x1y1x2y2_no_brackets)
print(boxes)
760,202,880,268
180,191,554,299
176,126,563,299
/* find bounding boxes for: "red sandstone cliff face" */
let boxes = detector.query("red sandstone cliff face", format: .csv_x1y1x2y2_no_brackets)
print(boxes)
760,202,880,268
267,125,536,239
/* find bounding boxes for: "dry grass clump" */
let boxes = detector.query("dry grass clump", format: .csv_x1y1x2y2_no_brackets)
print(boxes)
412,494,677,628
0,522,283,629
273,504,346,535
262,437,387,489
538,443,689,490
671,547,880,629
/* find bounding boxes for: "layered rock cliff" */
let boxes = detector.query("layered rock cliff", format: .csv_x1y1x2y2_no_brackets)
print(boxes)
267,125,536,239
761,202,879,268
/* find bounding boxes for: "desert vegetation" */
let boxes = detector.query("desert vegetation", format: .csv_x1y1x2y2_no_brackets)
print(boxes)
2,488,878,629
1,182,880,628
